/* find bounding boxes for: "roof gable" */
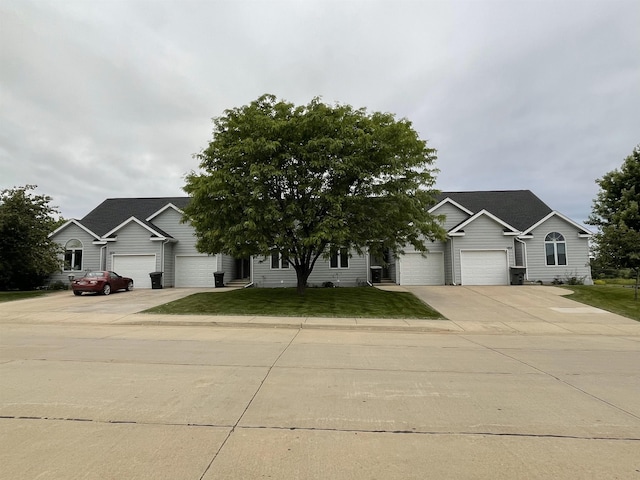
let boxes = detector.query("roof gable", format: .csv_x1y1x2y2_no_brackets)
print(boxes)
448,209,521,236
146,203,185,222
48,219,101,240
429,197,474,216
103,216,172,239
80,197,190,237
437,190,553,231
522,211,592,236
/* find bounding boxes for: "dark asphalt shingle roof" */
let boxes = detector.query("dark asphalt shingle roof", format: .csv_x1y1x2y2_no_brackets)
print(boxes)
80,197,190,237
77,191,553,238
436,190,553,231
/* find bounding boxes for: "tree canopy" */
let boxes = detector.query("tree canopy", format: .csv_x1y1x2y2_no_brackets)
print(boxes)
183,94,446,293
587,145,640,298
0,185,62,290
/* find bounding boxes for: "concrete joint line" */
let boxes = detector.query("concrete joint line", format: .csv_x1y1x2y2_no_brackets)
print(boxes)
461,336,640,422
197,328,302,480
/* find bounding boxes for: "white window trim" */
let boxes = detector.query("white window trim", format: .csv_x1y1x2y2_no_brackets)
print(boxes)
330,247,350,269
270,252,290,269
544,232,568,267
63,239,84,272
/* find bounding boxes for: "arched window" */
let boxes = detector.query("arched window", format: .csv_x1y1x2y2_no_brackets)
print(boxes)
64,239,83,271
545,232,567,266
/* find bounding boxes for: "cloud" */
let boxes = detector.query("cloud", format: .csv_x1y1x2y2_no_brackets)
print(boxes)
1,0,638,224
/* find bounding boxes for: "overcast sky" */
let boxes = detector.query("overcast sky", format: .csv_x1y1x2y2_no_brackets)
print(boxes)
1,0,638,227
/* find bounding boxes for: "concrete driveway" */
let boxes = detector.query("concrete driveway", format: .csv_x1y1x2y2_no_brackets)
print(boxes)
1,285,638,336
402,285,639,335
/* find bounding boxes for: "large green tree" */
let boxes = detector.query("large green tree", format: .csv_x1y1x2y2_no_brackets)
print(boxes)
184,94,446,294
0,185,62,290
587,145,640,299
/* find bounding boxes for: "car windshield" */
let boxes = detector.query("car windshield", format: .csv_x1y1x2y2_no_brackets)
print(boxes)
85,271,105,278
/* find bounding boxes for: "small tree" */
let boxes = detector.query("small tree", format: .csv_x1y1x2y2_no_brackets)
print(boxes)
184,94,446,294
587,145,640,299
0,185,62,290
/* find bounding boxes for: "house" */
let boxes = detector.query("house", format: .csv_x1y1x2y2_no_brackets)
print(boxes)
48,190,593,288
390,190,593,286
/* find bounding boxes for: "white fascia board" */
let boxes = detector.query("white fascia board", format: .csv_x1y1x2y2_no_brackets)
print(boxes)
449,209,520,235
103,216,167,239
146,203,185,221
522,211,593,236
429,197,474,215
48,219,101,240
448,232,466,237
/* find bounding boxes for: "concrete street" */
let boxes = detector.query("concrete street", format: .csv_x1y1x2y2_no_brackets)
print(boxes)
1,286,639,479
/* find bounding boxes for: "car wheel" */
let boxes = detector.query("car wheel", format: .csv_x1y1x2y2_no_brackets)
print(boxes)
73,291,82,296
102,284,111,295
126,281,133,291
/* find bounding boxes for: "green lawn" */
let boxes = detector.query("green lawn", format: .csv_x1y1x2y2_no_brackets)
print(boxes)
561,285,640,322
0,290,50,303
144,287,442,319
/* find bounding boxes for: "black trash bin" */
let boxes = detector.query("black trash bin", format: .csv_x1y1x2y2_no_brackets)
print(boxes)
213,271,224,288
370,266,382,283
149,272,163,289
510,267,526,285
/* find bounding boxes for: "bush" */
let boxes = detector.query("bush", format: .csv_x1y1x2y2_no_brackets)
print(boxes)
49,281,68,291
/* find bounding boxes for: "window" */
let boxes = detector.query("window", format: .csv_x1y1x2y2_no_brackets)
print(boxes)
545,232,567,266
330,247,349,269
64,239,83,271
270,251,289,269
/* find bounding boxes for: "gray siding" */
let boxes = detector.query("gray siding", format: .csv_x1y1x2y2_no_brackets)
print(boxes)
252,249,368,288
49,224,102,286
523,216,593,284
151,208,200,256
105,222,163,272
451,215,516,285
151,207,234,284
433,202,471,231
163,242,175,287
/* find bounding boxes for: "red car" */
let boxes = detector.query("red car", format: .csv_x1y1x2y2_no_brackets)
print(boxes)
71,271,134,296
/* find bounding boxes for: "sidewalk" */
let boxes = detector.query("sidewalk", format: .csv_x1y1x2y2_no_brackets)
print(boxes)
1,285,638,335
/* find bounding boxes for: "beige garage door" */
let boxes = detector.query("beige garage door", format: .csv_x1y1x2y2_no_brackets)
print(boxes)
112,255,156,289
401,252,445,285
460,250,508,285
175,255,218,287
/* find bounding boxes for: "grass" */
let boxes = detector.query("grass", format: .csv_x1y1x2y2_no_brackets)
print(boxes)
561,285,640,322
144,287,442,319
0,290,50,303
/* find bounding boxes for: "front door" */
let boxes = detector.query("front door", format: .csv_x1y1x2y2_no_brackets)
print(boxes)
235,258,250,279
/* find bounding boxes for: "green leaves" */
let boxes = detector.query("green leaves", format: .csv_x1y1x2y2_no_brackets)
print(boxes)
588,145,640,273
0,185,62,290
184,94,446,291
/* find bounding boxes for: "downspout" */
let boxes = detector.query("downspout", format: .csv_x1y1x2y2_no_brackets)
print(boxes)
100,245,107,270
515,237,528,281
450,236,457,285
366,246,372,286
162,239,170,287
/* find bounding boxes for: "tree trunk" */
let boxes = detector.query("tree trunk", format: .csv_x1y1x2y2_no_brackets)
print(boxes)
635,269,639,302
294,265,311,295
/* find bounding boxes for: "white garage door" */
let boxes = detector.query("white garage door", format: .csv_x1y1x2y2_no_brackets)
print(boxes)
175,255,218,287
112,255,156,289
401,252,444,285
460,250,508,285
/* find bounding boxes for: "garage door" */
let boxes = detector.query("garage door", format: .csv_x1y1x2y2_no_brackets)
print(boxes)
175,255,218,287
112,255,156,289
460,250,508,285
401,252,444,285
